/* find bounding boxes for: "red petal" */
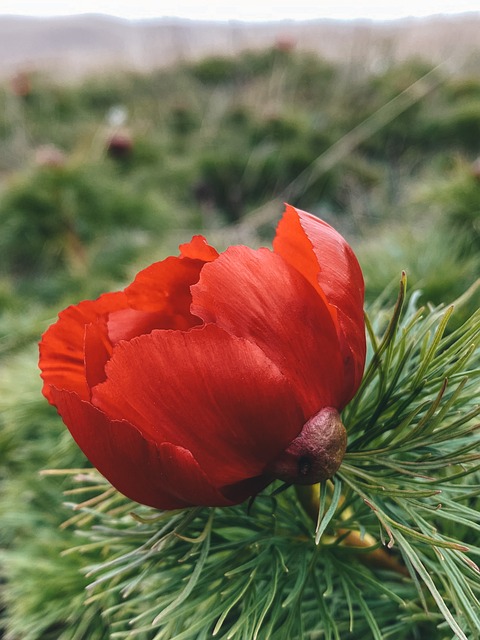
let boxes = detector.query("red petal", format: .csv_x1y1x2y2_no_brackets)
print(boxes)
155,442,235,507
84,319,113,391
40,237,219,404
122,257,206,328
273,204,366,399
191,246,348,414
39,291,128,403
123,236,218,323
179,235,219,261
92,324,303,488
50,388,232,509
106,308,177,343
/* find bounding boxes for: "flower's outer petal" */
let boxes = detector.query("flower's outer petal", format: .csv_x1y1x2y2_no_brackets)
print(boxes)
123,236,218,323
273,204,366,399
40,237,219,404
92,324,303,488
179,235,219,261
191,247,348,415
84,318,113,391
39,291,128,403
49,388,233,509
108,236,219,340
155,442,235,507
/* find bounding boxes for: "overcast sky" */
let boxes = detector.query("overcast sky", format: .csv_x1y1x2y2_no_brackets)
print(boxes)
0,0,478,21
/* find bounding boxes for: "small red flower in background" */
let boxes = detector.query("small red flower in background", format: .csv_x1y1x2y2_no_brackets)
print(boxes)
39,205,366,509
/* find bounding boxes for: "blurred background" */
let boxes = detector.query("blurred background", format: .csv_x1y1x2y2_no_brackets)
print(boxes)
0,2,479,638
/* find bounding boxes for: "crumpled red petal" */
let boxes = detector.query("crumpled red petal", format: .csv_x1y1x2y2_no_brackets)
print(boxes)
92,324,303,488
50,388,233,509
107,236,218,338
273,204,366,400
123,236,218,323
179,235,219,261
191,246,348,415
40,236,220,404
84,318,113,392
39,291,128,403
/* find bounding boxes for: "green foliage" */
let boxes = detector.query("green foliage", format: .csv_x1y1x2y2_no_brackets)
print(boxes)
1,47,480,639
423,164,480,252
421,99,480,153
357,223,479,318
1,48,479,233
0,160,157,276
187,48,299,86
341,277,480,638
0,347,107,640
9,279,476,639
167,104,200,137
189,56,242,85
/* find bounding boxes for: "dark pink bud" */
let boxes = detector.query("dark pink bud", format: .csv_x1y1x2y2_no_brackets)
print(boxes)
267,408,347,485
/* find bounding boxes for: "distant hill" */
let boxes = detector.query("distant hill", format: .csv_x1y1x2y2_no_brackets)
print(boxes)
0,13,479,79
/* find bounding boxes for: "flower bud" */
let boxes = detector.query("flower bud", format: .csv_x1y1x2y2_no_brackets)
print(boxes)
267,408,347,485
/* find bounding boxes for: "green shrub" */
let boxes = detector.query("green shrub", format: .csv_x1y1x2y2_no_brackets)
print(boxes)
0,161,154,276
188,55,241,85
419,99,480,153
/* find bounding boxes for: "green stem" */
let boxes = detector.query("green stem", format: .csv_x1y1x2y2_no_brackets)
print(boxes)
295,484,320,524
294,484,409,577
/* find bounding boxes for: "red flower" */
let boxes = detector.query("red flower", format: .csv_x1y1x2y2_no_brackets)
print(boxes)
39,205,366,509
